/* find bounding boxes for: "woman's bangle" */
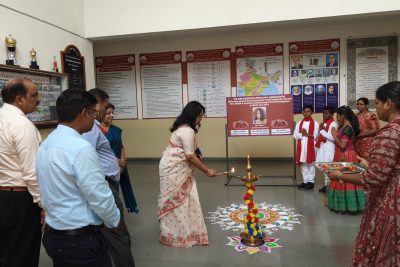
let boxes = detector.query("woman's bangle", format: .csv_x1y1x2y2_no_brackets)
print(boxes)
338,173,344,183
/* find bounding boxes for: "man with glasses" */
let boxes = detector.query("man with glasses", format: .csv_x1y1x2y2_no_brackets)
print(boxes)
37,89,120,267
0,77,43,267
82,88,135,267
326,53,338,67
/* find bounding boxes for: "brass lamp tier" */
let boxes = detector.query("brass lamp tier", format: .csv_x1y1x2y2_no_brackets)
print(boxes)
239,155,264,247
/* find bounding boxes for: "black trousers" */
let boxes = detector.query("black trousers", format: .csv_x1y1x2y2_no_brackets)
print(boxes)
0,191,41,267
43,227,112,267
100,180,135,267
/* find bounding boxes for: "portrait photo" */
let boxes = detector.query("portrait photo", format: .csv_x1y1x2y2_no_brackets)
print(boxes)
291,85,302,96
327,83,337,95
326,53,338,67
304,85,314,95
252,107,267,125
291,55,304,69
316,84,326,95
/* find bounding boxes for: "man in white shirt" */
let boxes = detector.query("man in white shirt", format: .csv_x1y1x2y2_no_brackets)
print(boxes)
315,106,337,193
0,77,42,267
293,105,319,190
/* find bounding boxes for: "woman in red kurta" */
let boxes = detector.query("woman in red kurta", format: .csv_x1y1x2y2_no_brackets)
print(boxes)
355,97,380,160
328,81,400,266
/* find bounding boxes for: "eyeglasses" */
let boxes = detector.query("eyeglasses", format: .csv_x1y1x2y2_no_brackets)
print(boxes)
86,107,100,118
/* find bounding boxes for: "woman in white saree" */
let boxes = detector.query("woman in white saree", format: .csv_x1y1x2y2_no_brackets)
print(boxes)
158,101,217,247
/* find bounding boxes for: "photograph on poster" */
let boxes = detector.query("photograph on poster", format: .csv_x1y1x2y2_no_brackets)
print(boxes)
291,85,302,96
252,107,267,125
331,68,338,76
306,69,314,78
304,85,314,95
327,84,336,95
323,68,331,77
300,69,307,78
326,53,338,67
316,84,326,95
314,68,323,77
291,55,304,69
291,69,299,77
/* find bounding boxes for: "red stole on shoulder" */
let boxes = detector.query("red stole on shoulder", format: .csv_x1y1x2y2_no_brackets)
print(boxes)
296,118,315,164
315,118,334,148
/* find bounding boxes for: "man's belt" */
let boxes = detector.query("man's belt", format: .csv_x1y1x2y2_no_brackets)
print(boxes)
0,186,28,192
45,224,99,236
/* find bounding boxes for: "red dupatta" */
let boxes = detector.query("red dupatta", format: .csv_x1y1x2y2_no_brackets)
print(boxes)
315,118,334,148
296,118,316,164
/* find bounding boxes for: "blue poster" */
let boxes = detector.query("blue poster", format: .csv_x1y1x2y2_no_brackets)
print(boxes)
291,85,303,114
315,84,326,112
303,84,314,109
327,83,339,109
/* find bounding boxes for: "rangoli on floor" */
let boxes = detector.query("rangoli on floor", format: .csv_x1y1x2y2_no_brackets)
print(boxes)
227,236,281,254
207,202,302,235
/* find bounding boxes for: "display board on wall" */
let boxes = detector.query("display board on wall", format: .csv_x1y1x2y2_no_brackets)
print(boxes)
61,45,86,90
347,35,398,109
0,64,64,124
95,55,138,119
289,39,340,113
236,44,284,97
140,51,183,118
186,48,231,117
226,95,293,137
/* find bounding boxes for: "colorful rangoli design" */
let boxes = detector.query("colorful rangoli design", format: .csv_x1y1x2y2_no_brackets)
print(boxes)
207,202,302,235
227,236,281,254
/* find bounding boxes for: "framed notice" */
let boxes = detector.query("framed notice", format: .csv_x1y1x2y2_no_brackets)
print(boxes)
226,95,293,137
186,48,231,117
61,45,86,90
236,44,284,96
95,55,138,119
0,64,64,125
139,51,183,118
347,36,398,109
289,39,340,113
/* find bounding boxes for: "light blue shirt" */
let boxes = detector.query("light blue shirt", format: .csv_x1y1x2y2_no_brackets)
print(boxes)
82,120,120,182
37,125,120,230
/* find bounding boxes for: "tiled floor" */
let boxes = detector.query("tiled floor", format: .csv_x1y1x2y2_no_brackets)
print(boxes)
39,159,362,267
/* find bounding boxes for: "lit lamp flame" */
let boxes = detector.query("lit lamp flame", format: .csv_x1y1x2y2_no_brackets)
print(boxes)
217,166,235,176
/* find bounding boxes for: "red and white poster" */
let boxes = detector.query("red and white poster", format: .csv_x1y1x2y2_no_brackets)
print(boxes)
140,51,183,118
236,43,284,97
227,95,293,137
186,48,231,117
289,39,340,114
96,54,137,119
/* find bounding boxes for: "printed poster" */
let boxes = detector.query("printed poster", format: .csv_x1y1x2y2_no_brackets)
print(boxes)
289,39,340,113
236,44,284,96
96,54,138,119
186,48,231,117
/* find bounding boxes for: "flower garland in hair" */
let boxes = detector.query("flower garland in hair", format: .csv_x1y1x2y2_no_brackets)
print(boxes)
243,182,263,238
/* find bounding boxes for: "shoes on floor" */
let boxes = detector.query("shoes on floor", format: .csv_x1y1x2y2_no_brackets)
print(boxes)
318,186,327,193
304,182,314,190
297,183,307,189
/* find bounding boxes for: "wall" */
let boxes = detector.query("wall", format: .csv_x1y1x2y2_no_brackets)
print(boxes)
0,4,96,139
84,0,400,39
0,0,85,36
94,15,399,159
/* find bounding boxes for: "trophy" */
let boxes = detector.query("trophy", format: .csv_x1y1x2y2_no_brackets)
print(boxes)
5,35,17,65
29,48,39,69
52,56,59,72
